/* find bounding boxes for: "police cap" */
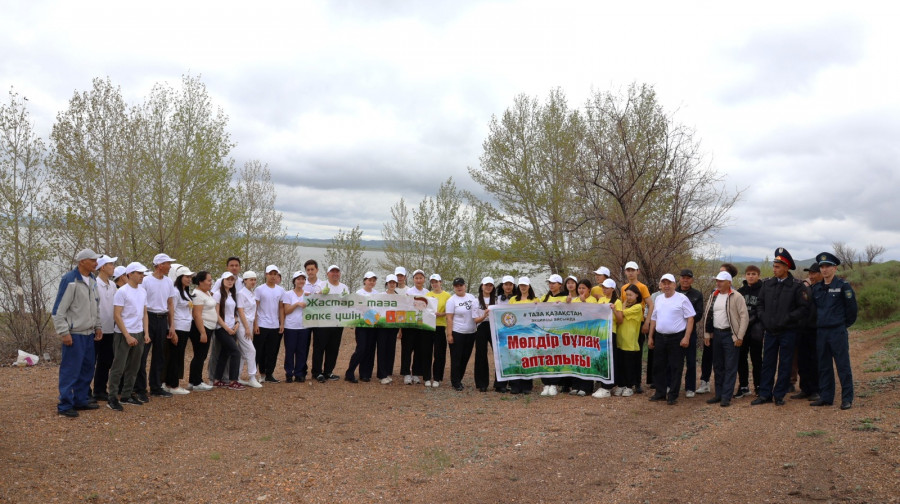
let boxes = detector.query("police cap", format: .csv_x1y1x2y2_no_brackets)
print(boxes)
816,252,841,266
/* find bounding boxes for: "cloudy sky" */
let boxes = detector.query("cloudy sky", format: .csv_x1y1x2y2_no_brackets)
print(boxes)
3,1,898,261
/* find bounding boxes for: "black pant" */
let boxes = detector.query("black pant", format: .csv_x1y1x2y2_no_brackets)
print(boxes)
136,313,169,394
618,349,641,388
431,328,448,381
450,331,476,387
399,328,417,376
346,327,377,380
712,329,739,401
376,328,398,379
473,323,495,389
796,327,819,395
92,332,115,398
256,327,283,378
700,336,713,382
652,331,686,400
165,327,192,388
312,326,342,377
188,325,211,386
214,327,241,381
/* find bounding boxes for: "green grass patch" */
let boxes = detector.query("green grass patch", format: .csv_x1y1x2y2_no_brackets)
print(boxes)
853,418,881,432
797,430,827,437
420,447,451,476
209,452,222,460
864,333,900,372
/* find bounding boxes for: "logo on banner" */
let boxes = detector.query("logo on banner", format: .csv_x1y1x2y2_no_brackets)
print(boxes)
501,312,517,327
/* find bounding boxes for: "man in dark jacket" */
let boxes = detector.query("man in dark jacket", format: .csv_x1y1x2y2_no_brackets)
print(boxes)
792,263,822,401
737,265,764,397
751,248,810,406
676,269,704,398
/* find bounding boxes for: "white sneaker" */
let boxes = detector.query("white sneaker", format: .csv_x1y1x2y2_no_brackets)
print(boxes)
425,380,433,387
412,376,421,384
161,384,171,393
431,381,440,388
380,377,393,384
247,377,263,388
191,382,213,391
577,390,586,397
592,388,611,398
404,375,413,385
622,387,634,397
169,386,190,395
548,385,558,396
238,379,250,385
612,386,624,397
540,385,551,396
685,390,696,398
696,380,710,394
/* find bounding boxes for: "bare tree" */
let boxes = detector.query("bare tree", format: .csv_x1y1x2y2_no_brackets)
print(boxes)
832,241,857,270
324,226,370,291
864,243,886,266
379,197,416,272
233,159,293,271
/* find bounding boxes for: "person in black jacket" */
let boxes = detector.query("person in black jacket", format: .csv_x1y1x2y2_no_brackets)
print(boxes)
676,269,704,398
792,263,822,401
751,248,810,406
736,265,763,397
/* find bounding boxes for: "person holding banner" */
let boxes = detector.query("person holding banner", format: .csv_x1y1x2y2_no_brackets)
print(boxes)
446,277,478,391
594,279,624,397
648,274,696,405
406,269,430,386
303,260,326,384
376,274,401,384
564,276,579,303
424,274,451,388
282,271,309,383
498,275,516,305
396,266,418,385
313,265,350,383
508,277,537,394
473,277,498,393
346,271,379,383
570,279,599,396
616,284,644,396
212,272,245,390
539,274,568,397
591,267,611,300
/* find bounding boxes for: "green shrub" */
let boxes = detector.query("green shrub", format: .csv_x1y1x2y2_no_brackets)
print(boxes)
857,278,900,321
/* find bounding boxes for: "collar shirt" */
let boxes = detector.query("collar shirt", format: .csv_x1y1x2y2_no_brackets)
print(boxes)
303,279,327,295
96,276,117,333
651,292,696,334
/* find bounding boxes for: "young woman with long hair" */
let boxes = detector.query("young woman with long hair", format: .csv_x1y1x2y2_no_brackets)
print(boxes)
188,271,216,391
212,272,245,390
472,277,498,393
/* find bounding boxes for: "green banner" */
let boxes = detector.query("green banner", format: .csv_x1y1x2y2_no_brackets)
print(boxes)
489,303,614,383
303,293,437,330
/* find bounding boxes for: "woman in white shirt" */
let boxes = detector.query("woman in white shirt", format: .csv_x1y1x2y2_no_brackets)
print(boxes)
188,271,216,391
446,277,478,391
345,272,378,383
236,271,262,388
282,271,309,383
164,265,194,395
376,274,400,384
472,277,498,393
212,272,245,390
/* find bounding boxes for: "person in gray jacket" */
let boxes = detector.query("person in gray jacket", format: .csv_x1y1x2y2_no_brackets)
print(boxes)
701,271,749,407
52,248,103,417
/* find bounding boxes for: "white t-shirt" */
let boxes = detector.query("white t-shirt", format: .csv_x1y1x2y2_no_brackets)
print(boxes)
303,279,326,295
446,293,477,334
322,281,349,295
142,274,178,313
113,284,147,334
173,288,194,332
356,288,378,296
255,284,285,329
406,286,428,296
193,289,217,331
239,288,257,323
96,277,117,334
651,292,696,334
214,289,240,328
213,275,244,293
282,289,306,330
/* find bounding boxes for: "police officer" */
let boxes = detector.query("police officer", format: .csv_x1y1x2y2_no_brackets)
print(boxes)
810,252,858,410
792,263,821,401
752,248,810,407
676,269,704,398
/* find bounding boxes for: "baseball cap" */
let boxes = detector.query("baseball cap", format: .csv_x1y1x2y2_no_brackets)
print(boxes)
95,254,118,270
363,271,377,279
411,269,425,277
679,269,694,278
173,265,194,277
602,278,617,289
548,274,563,284
517,276,531,286
660,273,676,283
386,274,399,283
291,270,307,282
221,272,235,280
625,261,639,270
265,264,280,274
501,275,515,284
75,248,100,262
242,271,257,280
394,266,407,276
124,262,149,275
593,266,611,276
481,276,495,285
153,253,175,265
429,273,442,282
112,265,126,279
715,271,733,282
327,265,340,273
452,277,466,286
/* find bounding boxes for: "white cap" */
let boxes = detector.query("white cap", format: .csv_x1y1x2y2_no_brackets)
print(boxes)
153,253,175,265
292,270,307,282
518,276,531,286
174,265,194,277
566,275,578,284
242,271,257,280
481,276,495,285
363,271,377,279
221,271,235,280
327,265,340,273
386,274,398,283
501,275,515,284
660,273,676,283
548,274,563,284
625,261,639,270
429,273,442,282
265,264,280,274
593,266,611,276
125,262,149,275
112,265,126,279
411,269,425,278
394,266,407,276
602,278,617,289
75,248,100,262
96,255,118,270
715,271,733,282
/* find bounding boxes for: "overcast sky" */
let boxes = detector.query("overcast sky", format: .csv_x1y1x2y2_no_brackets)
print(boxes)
3,1,898,261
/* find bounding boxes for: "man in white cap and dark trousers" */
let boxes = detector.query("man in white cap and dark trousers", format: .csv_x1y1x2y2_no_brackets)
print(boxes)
91,254,118,401
647,273,696,405
135,253,179,400
52,249,103,417
313,265,350,382
700,271,749,407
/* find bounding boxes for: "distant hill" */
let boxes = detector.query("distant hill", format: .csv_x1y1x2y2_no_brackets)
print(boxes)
291,236,386,250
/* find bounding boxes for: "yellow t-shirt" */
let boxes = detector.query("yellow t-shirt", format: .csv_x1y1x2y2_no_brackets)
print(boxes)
542,293,568,303
621,281,651,317
617,303,643,351
571,296,598,303
427,290,452,327
596,296,622,334
590,285,603,299
509,296,537,304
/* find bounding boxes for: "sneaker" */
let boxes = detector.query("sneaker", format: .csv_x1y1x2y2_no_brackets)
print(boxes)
622,387,634,397
227,381,246,391
316,374,326,383
169,386,190,395
453,383,464,391
412,376,421,384
327,374,340,381
548,385,558,396
685,390,696,398
57,408,79,417
424,380,432,387
540,385,551,396
122,396,143,406
431,381,440,388
734,387,750,399
107,398,123,411
696,381,710,394
191,382,213,391
612,386,624,397
403,375,413,385
265,375,281,383
247,377,263,388
238,379,250,386
380,377,393,385
568,389,579,396
151,389,173,398
213,380,228,388
592,388,611,398
135,392,149,403
576,390,586,397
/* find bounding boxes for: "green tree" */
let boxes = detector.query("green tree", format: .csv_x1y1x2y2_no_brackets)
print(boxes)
233,159,299,272
325,225,370,291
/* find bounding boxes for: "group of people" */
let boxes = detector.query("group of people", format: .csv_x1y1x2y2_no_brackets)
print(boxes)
52,247,858,417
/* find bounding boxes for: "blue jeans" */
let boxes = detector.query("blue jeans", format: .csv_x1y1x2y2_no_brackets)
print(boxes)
759,330,796,400
58,333,95,412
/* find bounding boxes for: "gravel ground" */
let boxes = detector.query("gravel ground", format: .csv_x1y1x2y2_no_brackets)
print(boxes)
1,325,898,504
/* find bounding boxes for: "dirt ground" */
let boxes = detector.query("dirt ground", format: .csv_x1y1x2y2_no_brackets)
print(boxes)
1,324,898,504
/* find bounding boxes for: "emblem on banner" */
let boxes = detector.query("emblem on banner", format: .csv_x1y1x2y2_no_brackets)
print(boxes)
501,312,517,327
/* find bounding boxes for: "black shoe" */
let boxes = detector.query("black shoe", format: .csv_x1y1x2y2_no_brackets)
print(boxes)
807,393,821,402
790,391,811,400
361,378,371,383
788,384,796,393
478,387,488,392
285,376,294,383
122,396,143,406
509,388,521,395
135,392,149,403
706,396,722,404
453,383,464,391
634,386,644,394
840,402,852,410
297,376,306,383
94,393,109,402
721,400,731,407
107,398,123,411
345,375,359,383
151,389,173,398
57,409,79,418
751,397,772,406
733,388,748,399
649,394,665,402
327,374,340,381
265,375,281,383
667,399,677,405
316,374,326,383
775,397,785,406
810,400,832,407
74,402,99,411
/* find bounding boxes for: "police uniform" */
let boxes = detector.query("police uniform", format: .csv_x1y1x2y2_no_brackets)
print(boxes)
793,263,821,400
810,252,858,409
